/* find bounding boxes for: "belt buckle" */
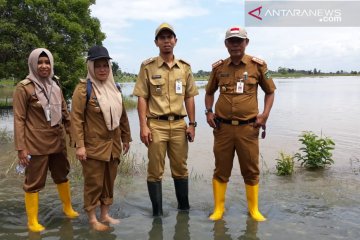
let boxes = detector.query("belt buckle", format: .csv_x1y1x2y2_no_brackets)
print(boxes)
231,120,239,125
168,115,175,121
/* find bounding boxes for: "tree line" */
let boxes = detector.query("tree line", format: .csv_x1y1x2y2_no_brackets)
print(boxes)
0,0,105,99
276,67,359,75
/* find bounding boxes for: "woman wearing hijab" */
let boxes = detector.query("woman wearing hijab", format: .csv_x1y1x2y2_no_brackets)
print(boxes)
13,48,79,232
71,45,132,231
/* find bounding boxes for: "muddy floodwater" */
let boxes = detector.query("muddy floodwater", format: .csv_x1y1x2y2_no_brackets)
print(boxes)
0,76,360,240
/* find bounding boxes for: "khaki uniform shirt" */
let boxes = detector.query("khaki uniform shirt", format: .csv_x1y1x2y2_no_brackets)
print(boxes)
13,79,70,155
71,81,132,161
133,56,198,117
206,55,276,120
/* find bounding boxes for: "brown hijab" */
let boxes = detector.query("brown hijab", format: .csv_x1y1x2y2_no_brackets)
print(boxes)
86,60,123,130
26,48,62,126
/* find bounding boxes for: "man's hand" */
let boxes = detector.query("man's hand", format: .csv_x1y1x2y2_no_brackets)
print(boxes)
140,125,152,147
186,125,195,142
206,112,217,128
255,113,268,128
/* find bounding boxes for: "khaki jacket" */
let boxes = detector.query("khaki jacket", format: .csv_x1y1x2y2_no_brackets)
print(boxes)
13,79,70,155
206,55,276,120
133,56,198,117
71,81,132,161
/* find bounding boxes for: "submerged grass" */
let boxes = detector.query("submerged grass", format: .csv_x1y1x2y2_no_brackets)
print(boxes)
260,153,270,176
189,167,204,181
0,128,13,144
350,157,360,175
68,150,147,183
123,95,137,110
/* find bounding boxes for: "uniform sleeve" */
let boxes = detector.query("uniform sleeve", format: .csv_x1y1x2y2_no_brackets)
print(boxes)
133,64,149,98
70,83,87,148
258,62,276,94
185,65,199,98
13,84,28,151
205,68,219,95
120,103,132,143
61,93,71,134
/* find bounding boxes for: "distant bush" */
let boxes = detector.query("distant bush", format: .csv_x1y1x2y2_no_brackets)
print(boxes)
294,131,335,169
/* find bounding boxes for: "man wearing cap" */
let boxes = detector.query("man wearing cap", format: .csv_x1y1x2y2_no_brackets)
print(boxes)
133,23,198,216
205,26,276,221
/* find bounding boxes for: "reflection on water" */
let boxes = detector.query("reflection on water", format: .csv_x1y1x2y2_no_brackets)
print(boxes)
213,218,259,240
1,77,360,239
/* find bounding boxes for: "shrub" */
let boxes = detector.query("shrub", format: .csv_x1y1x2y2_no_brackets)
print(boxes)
294,131,335,169
275,151,295,176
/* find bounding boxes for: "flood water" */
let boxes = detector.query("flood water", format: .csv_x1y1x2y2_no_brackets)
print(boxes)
1,76,360,240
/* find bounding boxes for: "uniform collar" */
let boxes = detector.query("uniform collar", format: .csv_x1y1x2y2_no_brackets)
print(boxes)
157,56,180,68
226,54,251,66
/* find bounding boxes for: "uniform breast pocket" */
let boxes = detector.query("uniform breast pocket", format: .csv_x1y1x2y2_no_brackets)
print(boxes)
87,99,101,113
218,78,233,93
244,77,258,94
149,78,166,96
29,95,43,109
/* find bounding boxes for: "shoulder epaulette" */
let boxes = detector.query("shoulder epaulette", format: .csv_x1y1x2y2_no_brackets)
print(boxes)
142,57,156,65
79,78,87,84
251,57,264,65
19,79,31,86
212,59,223,69
179,59,190,66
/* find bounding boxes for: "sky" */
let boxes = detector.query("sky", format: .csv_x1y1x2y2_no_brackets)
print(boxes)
90,0,360,74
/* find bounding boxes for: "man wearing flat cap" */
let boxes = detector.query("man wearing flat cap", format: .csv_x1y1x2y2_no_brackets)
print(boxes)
133,23,198,216
205,26,276,221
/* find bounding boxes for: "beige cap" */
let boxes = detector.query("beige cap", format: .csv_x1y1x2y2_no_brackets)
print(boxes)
155,22,175,38
225,26,248,39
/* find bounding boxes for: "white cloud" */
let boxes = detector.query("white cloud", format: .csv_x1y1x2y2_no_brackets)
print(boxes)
246,27,360,72
91,0,208,33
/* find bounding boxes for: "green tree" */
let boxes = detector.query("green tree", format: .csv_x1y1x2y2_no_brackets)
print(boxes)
0,0,105,98
112,61,119,76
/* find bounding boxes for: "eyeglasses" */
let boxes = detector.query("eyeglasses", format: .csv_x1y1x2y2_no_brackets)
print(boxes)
261,125,266,139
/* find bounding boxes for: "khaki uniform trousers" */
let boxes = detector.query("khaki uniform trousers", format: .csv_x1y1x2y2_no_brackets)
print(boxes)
147,119,188,182
213,123,260,186
81,156,119,212
23,151,70,192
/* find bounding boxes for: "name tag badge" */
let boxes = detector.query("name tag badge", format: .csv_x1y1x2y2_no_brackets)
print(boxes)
236,81,244,94
45,105,51,121
175,80,182,94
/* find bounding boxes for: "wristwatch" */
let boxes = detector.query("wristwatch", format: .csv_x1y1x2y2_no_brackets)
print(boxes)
205,108,213,114
189,121,197,127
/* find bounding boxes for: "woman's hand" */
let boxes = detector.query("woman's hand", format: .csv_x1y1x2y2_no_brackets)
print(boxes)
76,147,87,161
18,150,30,166
122,142,130,154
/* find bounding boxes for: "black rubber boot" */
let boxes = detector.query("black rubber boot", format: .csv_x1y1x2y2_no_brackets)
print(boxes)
174,178,190,211
147,181,163,217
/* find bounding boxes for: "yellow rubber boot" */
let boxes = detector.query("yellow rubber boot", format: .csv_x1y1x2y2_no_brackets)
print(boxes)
25,192,45,232
245,184,266,221
209,178,227,221
57,181,79,218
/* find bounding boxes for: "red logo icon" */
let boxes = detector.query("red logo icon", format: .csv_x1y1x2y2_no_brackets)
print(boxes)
248,6,262,20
